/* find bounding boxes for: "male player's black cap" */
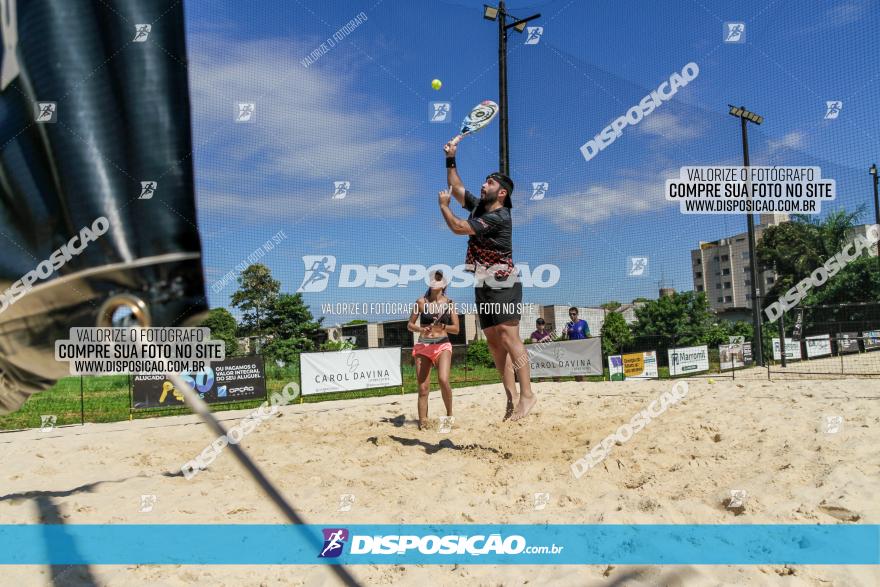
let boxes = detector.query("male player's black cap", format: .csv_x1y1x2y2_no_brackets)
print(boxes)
487,172,514,208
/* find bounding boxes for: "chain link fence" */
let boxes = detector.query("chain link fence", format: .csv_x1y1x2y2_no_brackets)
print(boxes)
5,320,879,432
766,302,880,378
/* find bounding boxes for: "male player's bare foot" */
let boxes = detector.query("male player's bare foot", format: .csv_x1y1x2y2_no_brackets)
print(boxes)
418,418,429,430
503,393,516,421
510,394,537,422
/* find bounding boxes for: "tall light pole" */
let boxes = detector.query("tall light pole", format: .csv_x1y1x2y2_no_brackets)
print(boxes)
871,163,879,273
483,3,540,176
728,105,765,366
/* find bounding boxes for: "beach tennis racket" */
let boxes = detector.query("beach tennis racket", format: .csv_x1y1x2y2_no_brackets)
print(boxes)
449,100,498,146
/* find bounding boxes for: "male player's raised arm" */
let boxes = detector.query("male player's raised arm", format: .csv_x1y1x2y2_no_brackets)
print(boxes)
444,140,467,207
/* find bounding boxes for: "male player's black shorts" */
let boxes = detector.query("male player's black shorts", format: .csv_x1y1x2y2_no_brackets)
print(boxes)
475,280,522,329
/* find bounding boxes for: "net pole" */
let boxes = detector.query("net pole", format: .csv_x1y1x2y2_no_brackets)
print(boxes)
167,372,360,587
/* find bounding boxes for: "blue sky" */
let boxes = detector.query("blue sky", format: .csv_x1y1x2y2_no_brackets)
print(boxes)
184,0,880,324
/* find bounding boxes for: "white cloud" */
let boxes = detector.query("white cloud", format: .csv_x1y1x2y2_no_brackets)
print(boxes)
794,2,866,34
188,33,424,222
767,131,806,153
637,112,704,141
828,2,865,26
516,167,681,230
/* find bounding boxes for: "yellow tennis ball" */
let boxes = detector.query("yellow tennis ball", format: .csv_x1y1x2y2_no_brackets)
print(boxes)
708,378,716,384
431,78,442,91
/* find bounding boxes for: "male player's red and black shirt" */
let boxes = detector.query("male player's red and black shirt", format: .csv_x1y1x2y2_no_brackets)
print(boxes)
462,190,515,281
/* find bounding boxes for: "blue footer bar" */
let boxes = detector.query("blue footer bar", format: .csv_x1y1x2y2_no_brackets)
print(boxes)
0,524,877,565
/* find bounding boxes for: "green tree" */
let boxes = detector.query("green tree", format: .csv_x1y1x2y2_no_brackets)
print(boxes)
729,320,753,340
321,339,356,351
201,308,239,356
466,339,496,368
801,256,880,307
264,293,323,349
702,320,752,347
344,319,368,325
259,293,324,363
631,291,713,350
262,338,302,366
600,311,633,356
703,322,729,347
230,264,280,337
757,209,872,308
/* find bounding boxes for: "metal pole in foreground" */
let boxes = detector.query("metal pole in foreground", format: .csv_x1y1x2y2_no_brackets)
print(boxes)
167,373,360,587
485,3,539,176
870,163,879,274
741,116,763,366
778,310,786,368
498,0,509,176
729,105,765,367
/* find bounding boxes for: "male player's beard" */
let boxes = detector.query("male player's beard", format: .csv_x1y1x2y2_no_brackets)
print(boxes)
482,189,499,205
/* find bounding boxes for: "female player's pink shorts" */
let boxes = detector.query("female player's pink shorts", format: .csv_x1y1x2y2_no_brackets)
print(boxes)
412,341,452,364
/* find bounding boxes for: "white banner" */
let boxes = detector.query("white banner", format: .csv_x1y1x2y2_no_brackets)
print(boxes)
528,338,602,378
300,347,402,396
719,343,744,370
668,345,710,376
772,338,803,360
805,334,832,358
719,342,753,370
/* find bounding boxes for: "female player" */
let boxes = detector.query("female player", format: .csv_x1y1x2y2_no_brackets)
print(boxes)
407,270,460,429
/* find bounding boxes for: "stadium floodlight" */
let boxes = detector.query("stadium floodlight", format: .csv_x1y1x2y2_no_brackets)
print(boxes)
509,13,541,32
483,2,541,177
727,104,765,367
871,163,879,272
729,105,763,125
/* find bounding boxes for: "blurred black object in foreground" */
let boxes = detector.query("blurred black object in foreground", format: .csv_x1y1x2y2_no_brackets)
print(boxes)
0,0,206,413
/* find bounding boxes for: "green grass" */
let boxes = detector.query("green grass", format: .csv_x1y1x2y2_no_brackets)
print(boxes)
0,361,733,431
0,363,502,430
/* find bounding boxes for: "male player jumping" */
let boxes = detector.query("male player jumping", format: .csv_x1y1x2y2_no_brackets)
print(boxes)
438,140,536,422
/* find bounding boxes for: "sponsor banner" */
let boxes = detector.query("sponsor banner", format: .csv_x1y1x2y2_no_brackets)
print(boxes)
772,338,803,361
528,339,602,378
0,524,876,565
863,330,880,351
609,352,659,380
608,355,624,381
719,343,752,370
300,347,401,395
837,332,860,354
668,345,710,376
617,351,659,379
132,356,266,409
805,334,832,359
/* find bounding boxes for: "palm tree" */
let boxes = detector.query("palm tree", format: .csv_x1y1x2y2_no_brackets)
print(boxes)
757,208,864,307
